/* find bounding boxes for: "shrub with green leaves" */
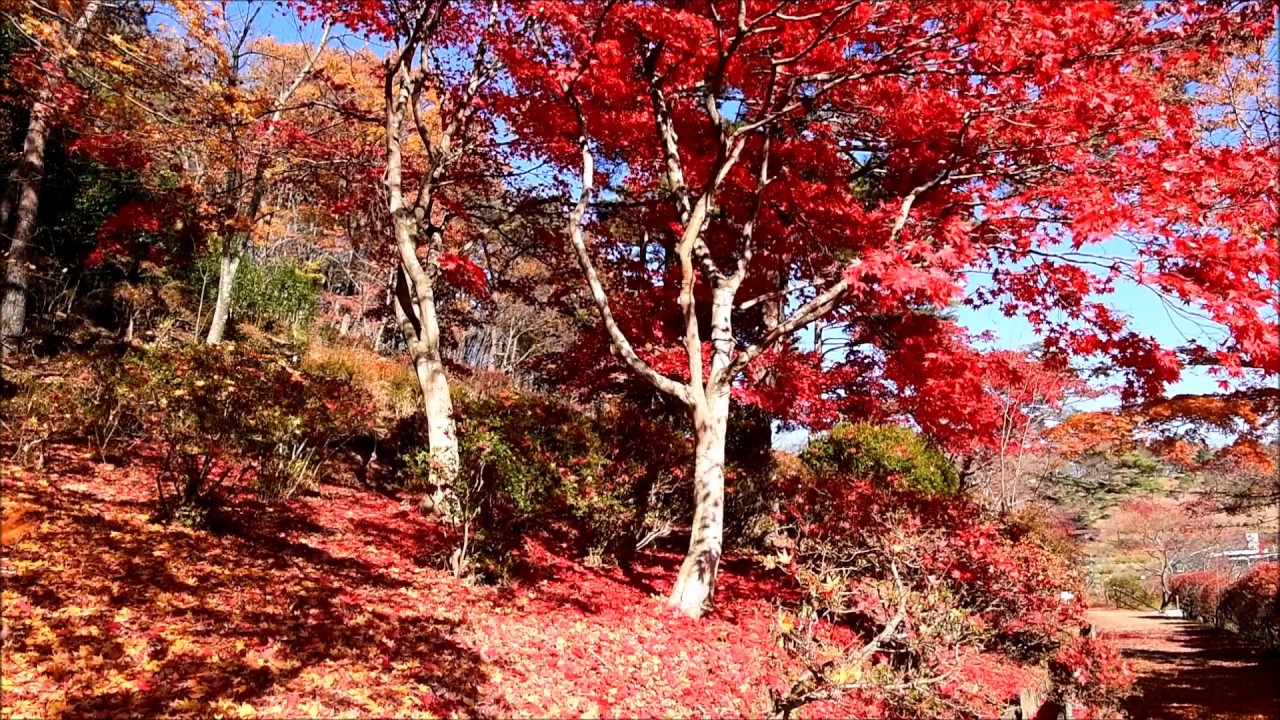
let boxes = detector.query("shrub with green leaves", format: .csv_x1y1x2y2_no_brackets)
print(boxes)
1104,575,1155,610
800,422,959,494
121,345,264,523
395,389,690,581
193,253,323,334
251,361,375,500
0,348,143,467
723,403,782,550
113,344,373,523
0,368,71,467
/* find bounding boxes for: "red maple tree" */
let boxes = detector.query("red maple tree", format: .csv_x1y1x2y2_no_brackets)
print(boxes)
499,0,1277,615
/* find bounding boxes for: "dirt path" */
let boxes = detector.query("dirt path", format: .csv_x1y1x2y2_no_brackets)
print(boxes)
1088,609,1280,720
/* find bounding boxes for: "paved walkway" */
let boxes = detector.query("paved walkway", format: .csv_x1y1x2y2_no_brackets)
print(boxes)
1088,609,1280,720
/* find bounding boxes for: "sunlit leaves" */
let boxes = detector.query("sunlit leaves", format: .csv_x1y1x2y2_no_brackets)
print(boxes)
1,446,785,718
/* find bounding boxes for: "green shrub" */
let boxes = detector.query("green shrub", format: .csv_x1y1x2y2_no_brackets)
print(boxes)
1104,575,1156,610
256,441,324,500
0,349,145,466
193,253,323,334
394,389,690,581
121,345,263,523
0,370,68,467
235,351,373,500
800,422,959,494
72,350,149,463
1005,505,1083,565
723,403,781,550
598,410,691,560
111,344,374,522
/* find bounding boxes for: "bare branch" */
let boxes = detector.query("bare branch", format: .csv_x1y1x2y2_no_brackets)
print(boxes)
771,561,913,720
537,4,690,404
770,2,861,68
564,105,692,404
732,130,773,283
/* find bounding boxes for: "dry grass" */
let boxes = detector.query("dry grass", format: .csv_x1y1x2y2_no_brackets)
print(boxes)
302,342,421,421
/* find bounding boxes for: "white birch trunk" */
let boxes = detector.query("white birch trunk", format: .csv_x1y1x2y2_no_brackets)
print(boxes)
669,286,737,616
385,62,459,515
204,251,240,344
204,22,329,346
669,391,730,616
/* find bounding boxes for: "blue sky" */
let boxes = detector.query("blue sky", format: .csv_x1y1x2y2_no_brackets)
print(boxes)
955,274,1238,407
770,268,1254,451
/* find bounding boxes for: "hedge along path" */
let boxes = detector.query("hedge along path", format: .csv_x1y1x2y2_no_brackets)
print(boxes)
1087,609,1280,720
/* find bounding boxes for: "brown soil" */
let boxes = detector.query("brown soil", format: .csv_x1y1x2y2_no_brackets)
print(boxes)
1088,609,1280,720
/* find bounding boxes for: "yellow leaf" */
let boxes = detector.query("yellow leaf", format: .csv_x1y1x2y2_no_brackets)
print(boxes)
830,662,861,686
777,610,796,634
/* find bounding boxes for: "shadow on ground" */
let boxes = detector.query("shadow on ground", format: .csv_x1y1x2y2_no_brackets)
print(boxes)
2,450,506,719
1091,610,1280,720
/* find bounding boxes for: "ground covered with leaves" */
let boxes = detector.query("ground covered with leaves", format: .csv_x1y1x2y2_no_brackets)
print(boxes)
1089,609,1280,720
2,446,798,719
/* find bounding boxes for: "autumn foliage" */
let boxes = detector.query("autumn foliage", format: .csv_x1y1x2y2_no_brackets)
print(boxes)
1172,572,1231,625
2,0,1278,717
0,504,35,546
1173,564,1280,647
1218,564,1280,647
765,463,1129,717
1,432,1131,719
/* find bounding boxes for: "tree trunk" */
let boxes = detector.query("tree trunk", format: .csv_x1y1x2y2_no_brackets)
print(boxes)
385,60,460,515
0,0,100,356
392,254,460,517
411,326,459,512
0,90,53,355
669,391,730,617
394,252,465,515
0,180,17,242
204,250,240,344
204,22,329,346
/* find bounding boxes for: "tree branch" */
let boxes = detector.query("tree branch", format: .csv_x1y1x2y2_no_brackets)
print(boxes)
543,7,690,404
730,172,948,377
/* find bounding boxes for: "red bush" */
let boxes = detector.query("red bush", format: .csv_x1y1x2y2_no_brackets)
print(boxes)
1171,571,1230,625
1049,635,1135,714
765,475,1124,718
1218,563,1280,646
